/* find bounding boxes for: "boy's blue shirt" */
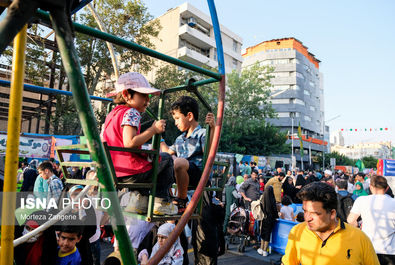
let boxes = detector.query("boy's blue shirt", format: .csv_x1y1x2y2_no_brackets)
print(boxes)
170,125,206,169
56,246,81,265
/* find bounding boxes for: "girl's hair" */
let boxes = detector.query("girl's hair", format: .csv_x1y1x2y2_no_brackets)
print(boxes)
281,195,292,206
113,89,135,105
296,212,304,222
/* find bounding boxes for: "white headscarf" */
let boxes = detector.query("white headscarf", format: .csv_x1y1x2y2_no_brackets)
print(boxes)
158,223,175,237
150,223,183,265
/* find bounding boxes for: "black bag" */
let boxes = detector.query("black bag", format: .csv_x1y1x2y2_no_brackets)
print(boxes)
337,193,354,222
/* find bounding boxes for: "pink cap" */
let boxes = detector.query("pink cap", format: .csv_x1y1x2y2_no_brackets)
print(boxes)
106,72,160,97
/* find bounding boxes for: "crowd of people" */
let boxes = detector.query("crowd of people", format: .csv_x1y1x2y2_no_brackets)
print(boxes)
223,162,394,264
7,71,395,265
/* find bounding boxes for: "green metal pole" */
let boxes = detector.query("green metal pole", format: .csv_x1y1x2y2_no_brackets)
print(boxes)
36,10,222,81
163,78,219,95
146,93,165,220
48,10,136,265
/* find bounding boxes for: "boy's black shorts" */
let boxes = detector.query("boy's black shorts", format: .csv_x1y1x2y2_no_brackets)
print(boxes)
188,161,202,187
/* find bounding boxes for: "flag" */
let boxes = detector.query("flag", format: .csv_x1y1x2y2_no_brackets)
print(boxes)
355,159,365,172
298,122,303,157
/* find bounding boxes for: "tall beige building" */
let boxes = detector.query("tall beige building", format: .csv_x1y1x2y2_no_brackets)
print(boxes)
147,2,242,81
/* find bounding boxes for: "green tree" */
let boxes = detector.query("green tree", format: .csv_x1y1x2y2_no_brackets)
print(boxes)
51,0,161,135
361,156,378,169
225,63,276,130
317,151,356,168
149,64,213,143
218,63,289,155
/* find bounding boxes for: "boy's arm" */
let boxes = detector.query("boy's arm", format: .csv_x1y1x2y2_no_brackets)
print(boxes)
203,113,215,152
160,141,176,155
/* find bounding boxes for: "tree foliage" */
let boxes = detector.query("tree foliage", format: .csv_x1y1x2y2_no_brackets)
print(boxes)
75,0,161,95
317,152,378,169
317,151,356,168
361,155,378,169
150,63,290,155
225,63,276,130
218,63,289,155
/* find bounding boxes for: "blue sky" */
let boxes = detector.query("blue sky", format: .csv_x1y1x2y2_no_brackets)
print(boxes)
144,0,395,146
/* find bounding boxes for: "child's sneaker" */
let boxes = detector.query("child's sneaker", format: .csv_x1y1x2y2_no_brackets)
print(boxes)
172,197,188,214
153,198,178,215
124,191,148,214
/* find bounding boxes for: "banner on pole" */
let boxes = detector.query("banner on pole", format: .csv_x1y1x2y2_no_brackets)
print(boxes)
0,133,51,158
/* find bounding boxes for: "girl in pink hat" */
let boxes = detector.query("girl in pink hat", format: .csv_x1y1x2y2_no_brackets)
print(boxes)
102,72,177,215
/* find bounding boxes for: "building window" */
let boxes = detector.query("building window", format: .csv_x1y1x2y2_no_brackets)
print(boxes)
304,115,312,121
310,106,315,111
273,59,289,64
291,84,301,91
271,99,290,104
277,112,290,118
273,72,289,77
293,99,305,106
274,85,290,90
309,81,315,87
232,58,238,69
233,40,238,52
290,98,305,105
304,90,311,96
260,60,271,66
296,72,305,80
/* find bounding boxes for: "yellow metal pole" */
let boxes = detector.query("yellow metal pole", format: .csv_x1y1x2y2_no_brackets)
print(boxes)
0,24,27,265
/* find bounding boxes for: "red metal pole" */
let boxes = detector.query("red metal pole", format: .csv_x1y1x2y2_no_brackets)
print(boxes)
147,75,225,265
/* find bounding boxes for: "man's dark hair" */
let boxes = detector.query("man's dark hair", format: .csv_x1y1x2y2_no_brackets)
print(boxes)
370,175,388,190
251,169,258,175
58,224,83,237
37,161,53,173
279,172,285,178
335,179,348,190
171,96,199,120
297,182,337,212
356,172,365,178
341,174,350,181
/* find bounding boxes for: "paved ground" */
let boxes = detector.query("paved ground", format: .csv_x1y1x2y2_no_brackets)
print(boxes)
100,240,283,265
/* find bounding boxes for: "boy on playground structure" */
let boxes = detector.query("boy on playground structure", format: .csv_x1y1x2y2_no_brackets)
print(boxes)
161,96,215,213
102,72,177,215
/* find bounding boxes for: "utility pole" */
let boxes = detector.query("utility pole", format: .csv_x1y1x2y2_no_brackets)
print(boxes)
323,115,341,170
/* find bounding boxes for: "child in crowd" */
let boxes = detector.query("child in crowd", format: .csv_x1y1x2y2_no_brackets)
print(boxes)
56,225,83,265
102,72,177,215
161,96,215,213
259,176,265,194
138,223,184,265
295,212,304,222
280,195,294,221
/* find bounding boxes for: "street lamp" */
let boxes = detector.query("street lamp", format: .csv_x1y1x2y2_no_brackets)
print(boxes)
290,112,295,170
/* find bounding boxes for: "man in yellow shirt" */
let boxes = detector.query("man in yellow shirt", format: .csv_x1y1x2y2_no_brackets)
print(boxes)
281,182,379,265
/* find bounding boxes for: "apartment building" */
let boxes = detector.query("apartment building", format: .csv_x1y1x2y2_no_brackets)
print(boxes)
242,38,326,166
147,2,243,81
332,141,392,160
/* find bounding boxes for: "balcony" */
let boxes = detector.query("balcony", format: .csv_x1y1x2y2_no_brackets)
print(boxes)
178,46,218,69
179,24,214,49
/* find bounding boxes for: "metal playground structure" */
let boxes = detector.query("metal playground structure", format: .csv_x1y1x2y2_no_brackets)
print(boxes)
0,0,226,264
